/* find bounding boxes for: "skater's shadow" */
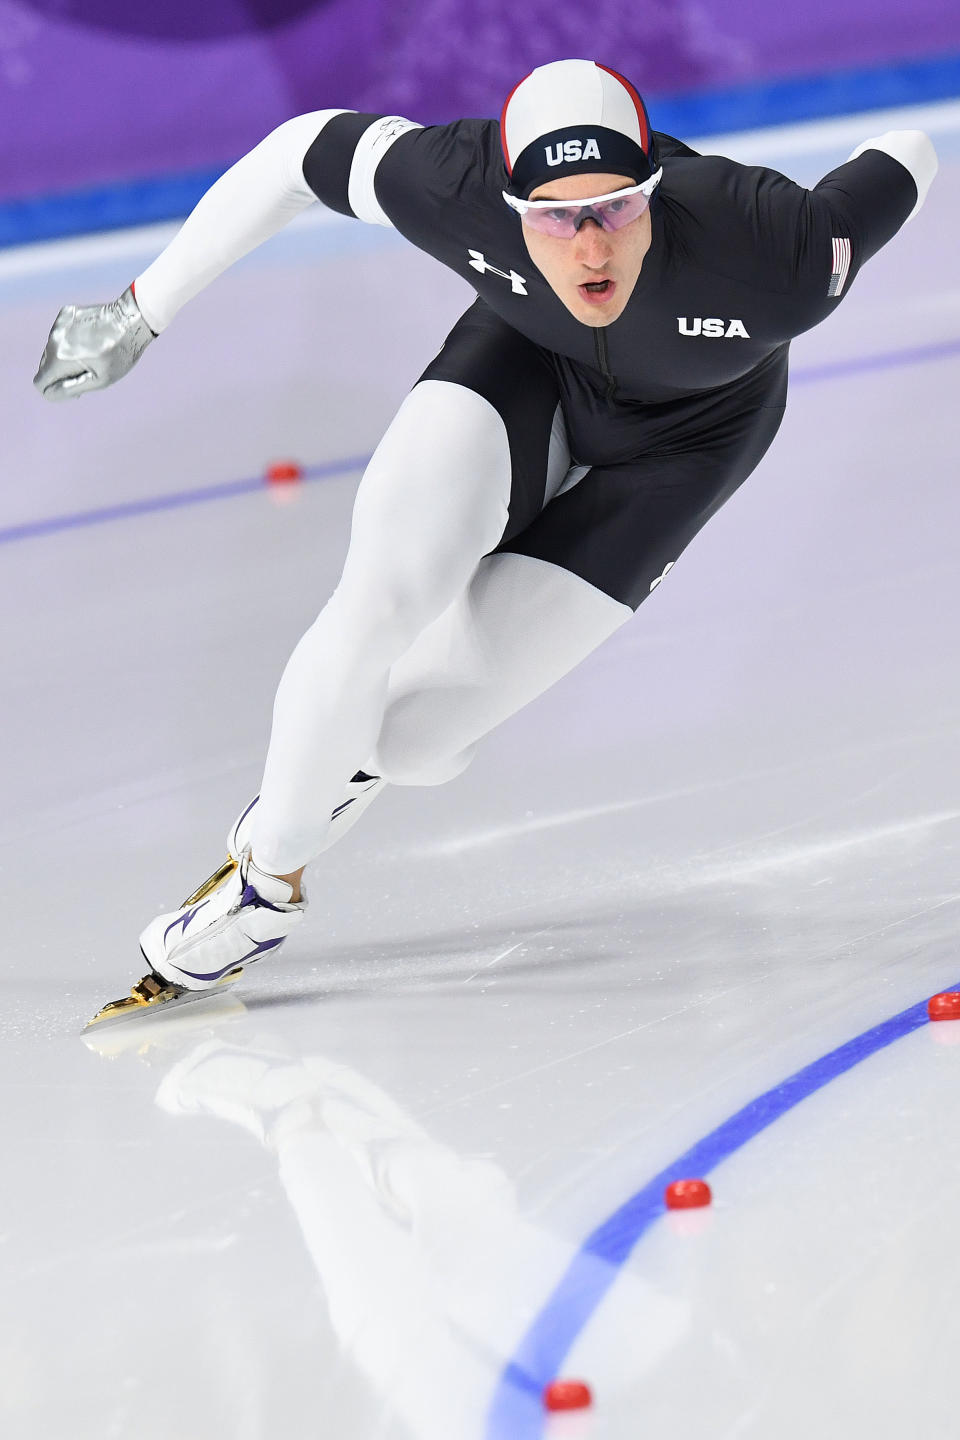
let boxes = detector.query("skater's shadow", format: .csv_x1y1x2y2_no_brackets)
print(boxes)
244,911,622,1011
244,877,843,1014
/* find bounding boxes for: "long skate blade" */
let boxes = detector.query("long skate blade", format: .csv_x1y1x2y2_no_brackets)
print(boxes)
84,967,244,1031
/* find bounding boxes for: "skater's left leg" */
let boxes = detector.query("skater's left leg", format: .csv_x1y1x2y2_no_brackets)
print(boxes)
371,393,789,785
370,552,632,785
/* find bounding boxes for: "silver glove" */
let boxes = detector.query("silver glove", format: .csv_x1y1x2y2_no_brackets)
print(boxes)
33,285,157,402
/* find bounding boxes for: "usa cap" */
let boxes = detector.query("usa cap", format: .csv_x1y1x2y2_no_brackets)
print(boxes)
501,59,657,200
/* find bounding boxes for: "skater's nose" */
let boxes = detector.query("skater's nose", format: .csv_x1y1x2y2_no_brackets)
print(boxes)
573,219,613,267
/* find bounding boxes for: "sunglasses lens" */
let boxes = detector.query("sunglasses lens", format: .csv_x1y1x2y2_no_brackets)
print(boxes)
520,206,583,238
520,189,651,237
595,190,651,230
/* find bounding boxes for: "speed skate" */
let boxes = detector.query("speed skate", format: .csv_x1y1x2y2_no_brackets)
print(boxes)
84,850,305,1030
83,779,382,1029
84,858,245,1031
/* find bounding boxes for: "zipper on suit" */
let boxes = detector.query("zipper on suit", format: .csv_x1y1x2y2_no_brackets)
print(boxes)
594,327,617,401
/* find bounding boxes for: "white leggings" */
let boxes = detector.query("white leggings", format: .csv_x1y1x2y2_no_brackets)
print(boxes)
250,380,632,874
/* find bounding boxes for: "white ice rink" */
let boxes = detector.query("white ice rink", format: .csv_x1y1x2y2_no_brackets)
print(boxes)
3,104,960,1438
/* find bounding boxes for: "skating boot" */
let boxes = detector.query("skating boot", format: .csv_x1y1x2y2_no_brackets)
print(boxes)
85,854,304,1028
85,771,383,1029
139,852,304,991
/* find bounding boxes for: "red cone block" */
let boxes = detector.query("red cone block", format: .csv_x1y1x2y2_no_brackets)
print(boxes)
665,1178,712,1210
928,991,960,1021
265,460,304,484
543,1380,592,1411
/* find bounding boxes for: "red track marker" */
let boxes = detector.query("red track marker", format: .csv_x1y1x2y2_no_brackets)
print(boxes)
665,1178,712,1209
928,991,960,1021
543,1379,592,1411
265,460,304,484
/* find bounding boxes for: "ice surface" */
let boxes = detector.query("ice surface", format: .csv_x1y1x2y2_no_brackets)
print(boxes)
2,108,959,1439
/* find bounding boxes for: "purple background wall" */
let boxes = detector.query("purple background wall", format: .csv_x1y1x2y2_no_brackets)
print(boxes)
1,0,959,208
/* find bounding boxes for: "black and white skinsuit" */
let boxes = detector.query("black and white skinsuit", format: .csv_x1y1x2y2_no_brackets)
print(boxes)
131,109,935,872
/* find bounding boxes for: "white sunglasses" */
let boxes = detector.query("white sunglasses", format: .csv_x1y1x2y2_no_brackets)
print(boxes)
502,170,662,237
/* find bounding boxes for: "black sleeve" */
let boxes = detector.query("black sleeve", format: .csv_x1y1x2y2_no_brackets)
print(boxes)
733,146,918,311
810,146,918,267
369,119,505,241
302,112,386,217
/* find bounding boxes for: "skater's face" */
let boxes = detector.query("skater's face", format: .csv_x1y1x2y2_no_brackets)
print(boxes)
521,172,653,327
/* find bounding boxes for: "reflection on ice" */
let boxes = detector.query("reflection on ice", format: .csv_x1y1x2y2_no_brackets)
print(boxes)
85,1013,688,1438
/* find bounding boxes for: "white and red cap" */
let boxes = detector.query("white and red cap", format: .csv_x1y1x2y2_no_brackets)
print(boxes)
501,59,657,199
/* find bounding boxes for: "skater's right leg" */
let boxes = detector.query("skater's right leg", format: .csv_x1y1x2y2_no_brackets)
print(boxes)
248,377,513,875
136,305,561,993
140,375,515,986
249,302,562,876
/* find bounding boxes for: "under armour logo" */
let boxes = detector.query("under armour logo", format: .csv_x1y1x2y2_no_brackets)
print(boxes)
467,250,528,295
649,561,675,592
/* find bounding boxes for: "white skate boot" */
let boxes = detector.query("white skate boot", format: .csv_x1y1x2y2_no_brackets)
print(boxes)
138,852,305,992
84,771,383,1029
85,854,305,1029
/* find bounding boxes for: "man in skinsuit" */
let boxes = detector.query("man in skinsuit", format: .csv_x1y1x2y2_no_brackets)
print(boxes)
34,59,937,1005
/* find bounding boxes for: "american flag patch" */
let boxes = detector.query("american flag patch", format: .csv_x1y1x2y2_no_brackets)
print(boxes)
828,237,851,297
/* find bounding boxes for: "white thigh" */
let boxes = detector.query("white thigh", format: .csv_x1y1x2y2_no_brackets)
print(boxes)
371,553,632,783
335,378,512,626
251,378,516,871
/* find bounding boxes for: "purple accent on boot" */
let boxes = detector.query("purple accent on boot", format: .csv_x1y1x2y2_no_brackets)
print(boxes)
176,935,283,983
238,936,285,964
240,882,285,913
163,899,208,944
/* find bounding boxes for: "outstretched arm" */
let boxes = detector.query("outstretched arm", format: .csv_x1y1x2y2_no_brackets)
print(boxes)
131,110,344,334
33,109,418,400
135,111,423,331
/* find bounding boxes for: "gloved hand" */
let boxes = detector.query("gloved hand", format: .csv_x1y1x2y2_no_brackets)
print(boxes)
33,284,157,401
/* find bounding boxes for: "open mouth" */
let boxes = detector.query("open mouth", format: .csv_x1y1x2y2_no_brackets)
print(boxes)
578,279,616,304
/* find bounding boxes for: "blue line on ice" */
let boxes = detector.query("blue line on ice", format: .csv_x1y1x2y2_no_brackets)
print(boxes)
485,984,950,1436
0,454,369,546
6,336,960,549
